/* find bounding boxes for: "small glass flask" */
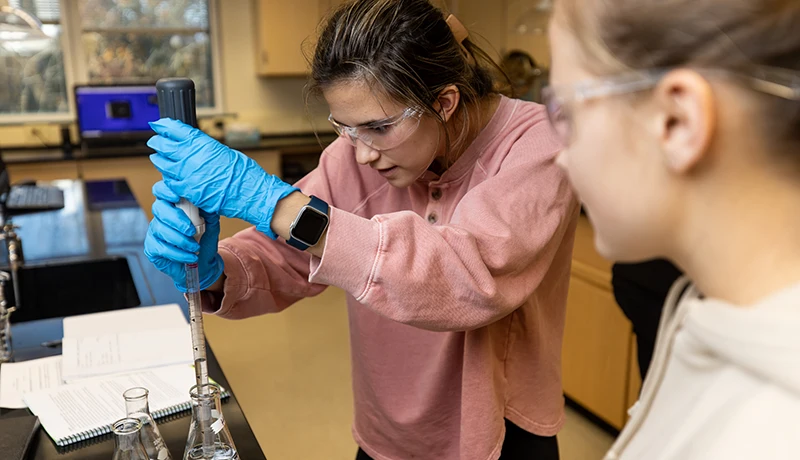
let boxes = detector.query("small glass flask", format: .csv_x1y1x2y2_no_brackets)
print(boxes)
124,387,172,460
112,417,150,460
183,383,238,460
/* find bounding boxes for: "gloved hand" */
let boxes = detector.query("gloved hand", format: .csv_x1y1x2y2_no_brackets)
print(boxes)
147,118,299,239
144,181,224,292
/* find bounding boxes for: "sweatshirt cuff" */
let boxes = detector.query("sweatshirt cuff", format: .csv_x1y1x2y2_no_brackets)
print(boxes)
309,206,382,301
201,245,249,317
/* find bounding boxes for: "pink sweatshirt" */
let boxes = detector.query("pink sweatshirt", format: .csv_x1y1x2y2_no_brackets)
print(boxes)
205,96,579,460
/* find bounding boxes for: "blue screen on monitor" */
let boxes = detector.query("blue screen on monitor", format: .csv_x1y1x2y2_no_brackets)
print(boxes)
76,86,160,138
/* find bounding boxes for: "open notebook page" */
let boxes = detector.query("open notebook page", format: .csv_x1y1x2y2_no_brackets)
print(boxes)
63,304,187,339
24,364,199,445
0,356,63,409
61,327,193,382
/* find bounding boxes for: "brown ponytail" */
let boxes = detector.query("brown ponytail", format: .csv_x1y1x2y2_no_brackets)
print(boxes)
308,0,507,164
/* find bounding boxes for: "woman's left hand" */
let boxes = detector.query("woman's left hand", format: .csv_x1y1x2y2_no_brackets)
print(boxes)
147,118,299,239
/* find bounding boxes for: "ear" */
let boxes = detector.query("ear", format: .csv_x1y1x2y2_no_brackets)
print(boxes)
436,85,461,122
653,70,716,173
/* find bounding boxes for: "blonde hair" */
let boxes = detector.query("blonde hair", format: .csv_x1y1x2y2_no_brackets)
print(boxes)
556,0,800,151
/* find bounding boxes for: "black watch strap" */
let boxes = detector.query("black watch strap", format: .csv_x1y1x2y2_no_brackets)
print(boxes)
287,195,329,251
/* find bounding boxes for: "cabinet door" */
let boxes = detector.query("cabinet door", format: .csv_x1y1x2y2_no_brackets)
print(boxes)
562,271,634,430
254,0,329,76
572,216,614,274
626,334,643,421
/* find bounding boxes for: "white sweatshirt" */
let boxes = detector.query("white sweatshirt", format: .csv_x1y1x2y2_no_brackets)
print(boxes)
605,278,800,460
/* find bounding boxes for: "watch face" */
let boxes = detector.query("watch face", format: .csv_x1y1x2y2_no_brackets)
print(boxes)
292,207,328,246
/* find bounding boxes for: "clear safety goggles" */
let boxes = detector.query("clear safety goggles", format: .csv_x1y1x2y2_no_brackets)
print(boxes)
542,65,800,146
328,107,424,151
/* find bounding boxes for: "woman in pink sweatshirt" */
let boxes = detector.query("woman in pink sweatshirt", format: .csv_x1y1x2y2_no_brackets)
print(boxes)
546,0,800,458
144,0,578,458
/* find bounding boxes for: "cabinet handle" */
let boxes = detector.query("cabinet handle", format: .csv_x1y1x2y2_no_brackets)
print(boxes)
262,51,269,64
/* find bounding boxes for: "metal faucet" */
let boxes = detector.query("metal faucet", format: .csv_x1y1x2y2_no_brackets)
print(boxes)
1,221,23,310
0,271,15,363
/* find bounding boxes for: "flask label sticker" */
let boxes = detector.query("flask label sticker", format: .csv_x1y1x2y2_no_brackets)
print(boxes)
211,417,225,434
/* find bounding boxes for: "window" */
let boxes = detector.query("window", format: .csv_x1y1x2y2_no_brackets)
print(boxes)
1,1,68,115
76,0,216,108
0,0,220,120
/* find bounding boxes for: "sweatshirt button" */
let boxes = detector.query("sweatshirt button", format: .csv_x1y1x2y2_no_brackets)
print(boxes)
427,212,438,224
431,188,442,200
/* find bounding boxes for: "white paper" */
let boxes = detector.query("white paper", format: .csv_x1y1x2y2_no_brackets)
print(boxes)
63,304,187,339
61,327,194,382
24,364,198,444
0,355,63,409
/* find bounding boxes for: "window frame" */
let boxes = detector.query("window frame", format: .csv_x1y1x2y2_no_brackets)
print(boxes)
0,0,225,125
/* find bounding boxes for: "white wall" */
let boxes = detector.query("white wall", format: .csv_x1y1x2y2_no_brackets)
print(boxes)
216,0,329,135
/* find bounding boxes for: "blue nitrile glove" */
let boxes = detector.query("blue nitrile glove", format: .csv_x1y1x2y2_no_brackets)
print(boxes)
144,181,224,292
147,118,299,239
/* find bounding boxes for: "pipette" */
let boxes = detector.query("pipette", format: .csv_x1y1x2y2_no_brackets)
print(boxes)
179,200,209,389
155,78,214,457
155,77,210,390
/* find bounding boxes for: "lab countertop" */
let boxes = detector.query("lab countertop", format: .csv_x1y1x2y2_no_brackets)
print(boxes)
3,180,181,317
0,179,267,459
2,132,338,165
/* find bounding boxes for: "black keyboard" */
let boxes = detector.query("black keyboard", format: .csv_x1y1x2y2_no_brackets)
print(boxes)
6,185,65,212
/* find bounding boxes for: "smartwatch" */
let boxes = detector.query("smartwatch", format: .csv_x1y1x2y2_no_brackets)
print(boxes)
287,195,330,251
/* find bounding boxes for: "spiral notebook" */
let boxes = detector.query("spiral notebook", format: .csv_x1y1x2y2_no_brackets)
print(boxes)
23,364,229,446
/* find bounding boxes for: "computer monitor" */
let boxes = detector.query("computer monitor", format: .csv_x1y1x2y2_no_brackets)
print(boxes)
74,84,160,143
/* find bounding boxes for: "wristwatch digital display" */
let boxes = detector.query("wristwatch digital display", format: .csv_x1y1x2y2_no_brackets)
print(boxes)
287,195,330,251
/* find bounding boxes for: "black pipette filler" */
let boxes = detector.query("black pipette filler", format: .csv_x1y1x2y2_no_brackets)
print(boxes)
155,77,209,390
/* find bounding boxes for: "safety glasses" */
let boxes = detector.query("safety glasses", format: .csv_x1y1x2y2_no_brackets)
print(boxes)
542,66,800,146
328,107,424,151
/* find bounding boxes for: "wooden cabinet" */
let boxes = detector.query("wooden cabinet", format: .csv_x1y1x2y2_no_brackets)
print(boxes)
252,0,473,77
562,216,642,430
562,267,633,429
250,0,556,78
253,0,333,76
627,335,643,411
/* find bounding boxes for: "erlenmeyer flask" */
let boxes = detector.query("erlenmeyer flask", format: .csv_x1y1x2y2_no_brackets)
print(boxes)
183,383,238,460
112,417,150,460
124,387,173,460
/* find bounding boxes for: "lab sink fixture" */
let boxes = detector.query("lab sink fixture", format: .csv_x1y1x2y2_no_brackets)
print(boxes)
8,256,141,323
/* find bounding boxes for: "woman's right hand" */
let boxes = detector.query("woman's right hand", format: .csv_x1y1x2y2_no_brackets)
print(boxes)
144,181,224,293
